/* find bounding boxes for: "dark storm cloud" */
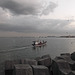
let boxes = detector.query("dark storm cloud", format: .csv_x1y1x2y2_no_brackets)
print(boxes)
0,23,38,33
0,0,41,15
0,18,73,35
0,0,57,15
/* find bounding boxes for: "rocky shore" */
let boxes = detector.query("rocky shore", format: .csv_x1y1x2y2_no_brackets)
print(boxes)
5,52,75,75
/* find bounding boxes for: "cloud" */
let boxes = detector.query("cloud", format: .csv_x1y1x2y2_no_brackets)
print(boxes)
0,0,42,15
0,23,37,33
41,2,58,15
0,0,58,15
0,15,73,35
0,0,74,36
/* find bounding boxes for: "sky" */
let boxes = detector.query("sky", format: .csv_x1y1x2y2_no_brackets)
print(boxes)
0,0,75,37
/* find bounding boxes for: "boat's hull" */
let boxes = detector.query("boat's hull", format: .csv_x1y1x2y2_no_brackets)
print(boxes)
32,41,47,47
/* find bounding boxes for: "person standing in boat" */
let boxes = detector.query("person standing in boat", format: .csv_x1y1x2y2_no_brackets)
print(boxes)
39,41,42,44
35,40,39,45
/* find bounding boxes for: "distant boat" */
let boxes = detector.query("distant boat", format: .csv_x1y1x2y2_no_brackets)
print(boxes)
32,41,47,47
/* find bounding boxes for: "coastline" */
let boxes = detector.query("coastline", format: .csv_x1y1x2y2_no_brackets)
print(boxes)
4,52,75,75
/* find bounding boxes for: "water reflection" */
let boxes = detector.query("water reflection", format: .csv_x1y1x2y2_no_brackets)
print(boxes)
32,44,47,50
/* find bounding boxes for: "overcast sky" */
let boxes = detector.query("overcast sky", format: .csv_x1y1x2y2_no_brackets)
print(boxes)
0,0,75,37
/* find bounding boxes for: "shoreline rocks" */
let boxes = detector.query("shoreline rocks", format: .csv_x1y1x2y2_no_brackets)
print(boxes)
5,52,75,75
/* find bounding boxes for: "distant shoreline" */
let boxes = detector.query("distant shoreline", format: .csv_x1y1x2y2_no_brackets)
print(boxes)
47,36,75,38
0,36,75,38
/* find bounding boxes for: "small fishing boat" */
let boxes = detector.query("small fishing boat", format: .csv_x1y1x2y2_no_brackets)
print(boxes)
32,41,47,47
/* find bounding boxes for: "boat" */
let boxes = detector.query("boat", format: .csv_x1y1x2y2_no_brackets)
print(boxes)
32,41,47,47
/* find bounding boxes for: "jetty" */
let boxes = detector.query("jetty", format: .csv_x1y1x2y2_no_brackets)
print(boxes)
4,52,75,75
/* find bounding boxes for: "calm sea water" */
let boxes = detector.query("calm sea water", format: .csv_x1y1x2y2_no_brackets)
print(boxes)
0,37,75,75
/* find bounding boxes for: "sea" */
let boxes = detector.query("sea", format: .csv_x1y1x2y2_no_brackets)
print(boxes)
0,37,75,75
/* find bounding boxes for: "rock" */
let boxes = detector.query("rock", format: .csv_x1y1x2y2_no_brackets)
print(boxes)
54,56,65,61
13,64,33,75
38,57,52,67
61,55,75,70
5,60,21,70
20,59,37,66
5,60,21,75
37,54,52,67
35,57,41,61
41,54,50,58
52,60,72,75
5,60,13,70
32,65,50,75
71,52,75,61
60,53,71,57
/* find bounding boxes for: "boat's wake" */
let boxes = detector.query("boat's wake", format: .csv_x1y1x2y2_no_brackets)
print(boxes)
0,45,32,53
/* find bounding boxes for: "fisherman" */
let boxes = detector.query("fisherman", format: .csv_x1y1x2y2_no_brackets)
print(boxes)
33,41,36,45
35,40,39,45
39,41,42,44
